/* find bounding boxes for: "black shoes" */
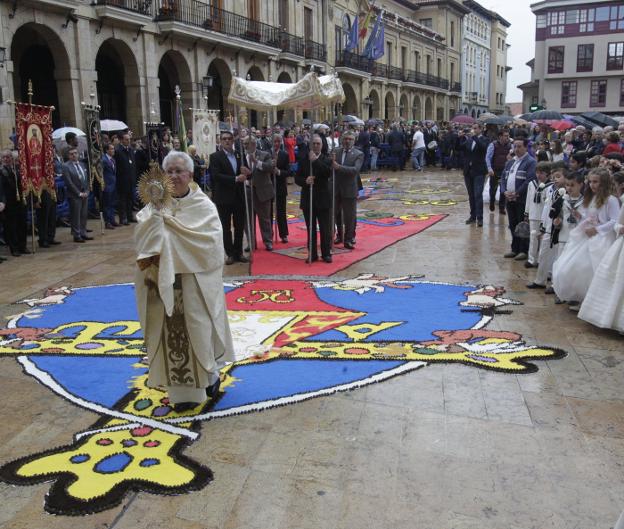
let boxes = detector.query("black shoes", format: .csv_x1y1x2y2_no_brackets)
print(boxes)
39,242,50,248
206,378,221,400
322,255,333,263
334,237,343,244
236,255,249,263
281,237,288,243
74,238,85,243
83,236,94,241
305,256,319,263
526,282,545,289
265,242,273,251
344,242,355,250
477,219,483,227
173,402,200,413
225,255,235,265
465,217,476,225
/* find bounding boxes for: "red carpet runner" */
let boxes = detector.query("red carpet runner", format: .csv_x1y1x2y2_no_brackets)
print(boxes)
251,214,446,276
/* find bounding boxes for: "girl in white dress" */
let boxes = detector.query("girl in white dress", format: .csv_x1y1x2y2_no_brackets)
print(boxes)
579,172,624,330
553,168,620,304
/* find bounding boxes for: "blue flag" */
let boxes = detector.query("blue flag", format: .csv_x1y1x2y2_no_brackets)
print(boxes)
345,16,359,51
364,13,384,60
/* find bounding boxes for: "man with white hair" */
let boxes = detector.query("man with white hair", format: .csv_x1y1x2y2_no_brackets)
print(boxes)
134,150,235,412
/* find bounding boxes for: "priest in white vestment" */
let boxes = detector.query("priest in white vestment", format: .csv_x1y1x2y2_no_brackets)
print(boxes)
134,151,234,412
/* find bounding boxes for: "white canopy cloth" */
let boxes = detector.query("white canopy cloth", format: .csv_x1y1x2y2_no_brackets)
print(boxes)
228,72,345,111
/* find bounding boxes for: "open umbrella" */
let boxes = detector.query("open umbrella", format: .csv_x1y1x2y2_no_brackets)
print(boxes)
478,112,498,121
450,114,475,124
513,117,529,126
100,119,129,132
564,115,596,130
527,110,563,121
52,127,86,140
482,116,508,126
580,112,619,128
550,119,575,132
342,115,365,125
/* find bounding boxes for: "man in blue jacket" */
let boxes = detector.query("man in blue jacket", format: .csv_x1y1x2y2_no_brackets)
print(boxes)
501,138,537,260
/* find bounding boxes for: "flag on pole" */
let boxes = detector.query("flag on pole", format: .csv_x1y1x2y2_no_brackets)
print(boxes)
175,87,188,153
364,11,385,60
358,1,374,41
345,14,359,51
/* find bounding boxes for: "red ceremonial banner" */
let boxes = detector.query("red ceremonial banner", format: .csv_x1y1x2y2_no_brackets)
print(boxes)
15,102,55,199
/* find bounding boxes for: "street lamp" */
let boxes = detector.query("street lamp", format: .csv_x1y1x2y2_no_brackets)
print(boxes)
201,75,214,109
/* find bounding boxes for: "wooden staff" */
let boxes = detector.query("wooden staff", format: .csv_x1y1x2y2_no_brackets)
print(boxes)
27,80,36,254
235,106,253,274
308,152,314,265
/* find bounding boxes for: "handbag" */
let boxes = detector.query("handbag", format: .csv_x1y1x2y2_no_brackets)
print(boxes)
514,221,531,239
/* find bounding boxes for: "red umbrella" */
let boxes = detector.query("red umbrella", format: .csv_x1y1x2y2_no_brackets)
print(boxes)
550,119,575,131
451,114,476,124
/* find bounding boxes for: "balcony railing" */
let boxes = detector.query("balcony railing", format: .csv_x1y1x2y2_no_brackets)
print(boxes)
94,0,153,16
278,31,304,56
305,40,327,62
451,82,462,93
155,1,281,48
336,50,375,72
336,51,453,90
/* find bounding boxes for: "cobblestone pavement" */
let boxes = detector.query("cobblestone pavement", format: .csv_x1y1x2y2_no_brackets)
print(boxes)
0,166,622,529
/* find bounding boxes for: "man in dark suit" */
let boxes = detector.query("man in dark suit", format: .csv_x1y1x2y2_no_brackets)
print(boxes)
386,126,405,171
0,150,30,256
423,123,438,167
271,134,290,243
36,147,62,248
459,123,490,227
355,127,370,172
62,147,92,242
243,135,274,251
332,131,363,249
209,130,250,264
102,143,117,229
296,134,333,263
114,132,136,225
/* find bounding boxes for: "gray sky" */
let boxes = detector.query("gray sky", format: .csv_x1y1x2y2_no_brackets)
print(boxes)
478,0,535,103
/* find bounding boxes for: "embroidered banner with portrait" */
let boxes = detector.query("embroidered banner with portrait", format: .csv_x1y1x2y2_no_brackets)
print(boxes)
145,123,165,165
192,110,219,161
84,106,103,188
15,102,55,198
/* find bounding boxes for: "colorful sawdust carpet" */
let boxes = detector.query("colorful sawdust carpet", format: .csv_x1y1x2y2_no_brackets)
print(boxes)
0,276,566,515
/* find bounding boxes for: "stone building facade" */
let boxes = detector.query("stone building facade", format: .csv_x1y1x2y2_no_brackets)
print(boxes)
0,0,471,145
520,0,624,114
460,0,510,117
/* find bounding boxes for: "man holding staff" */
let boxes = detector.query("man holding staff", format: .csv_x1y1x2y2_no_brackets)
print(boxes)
296,134,332,263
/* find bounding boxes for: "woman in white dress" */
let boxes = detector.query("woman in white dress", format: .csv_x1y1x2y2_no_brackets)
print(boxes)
578,174,624,331
553,168,620,304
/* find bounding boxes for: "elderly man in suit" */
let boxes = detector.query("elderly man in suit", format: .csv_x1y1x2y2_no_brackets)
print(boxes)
501,138,537,260
271,133,290,243
62,147,92,243
114,132,136,225
242,134,275,251
209,130,250,264
459,122,490,227
332,131,363,249
296,134,333,263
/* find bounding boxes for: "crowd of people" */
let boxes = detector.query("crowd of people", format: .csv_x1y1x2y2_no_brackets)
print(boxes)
2,115,624,333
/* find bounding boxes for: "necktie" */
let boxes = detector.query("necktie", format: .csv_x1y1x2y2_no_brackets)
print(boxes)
342,150,348,165
75,162,86,185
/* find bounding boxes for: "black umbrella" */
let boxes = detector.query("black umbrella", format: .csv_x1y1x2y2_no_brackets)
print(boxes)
519,113,533,121
564,115,596,129
527,110,563,121
580,112,619,128
482,116,508,126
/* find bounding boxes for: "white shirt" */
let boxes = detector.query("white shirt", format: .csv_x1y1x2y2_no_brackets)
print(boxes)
412,130,425,150
506,153,528,193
